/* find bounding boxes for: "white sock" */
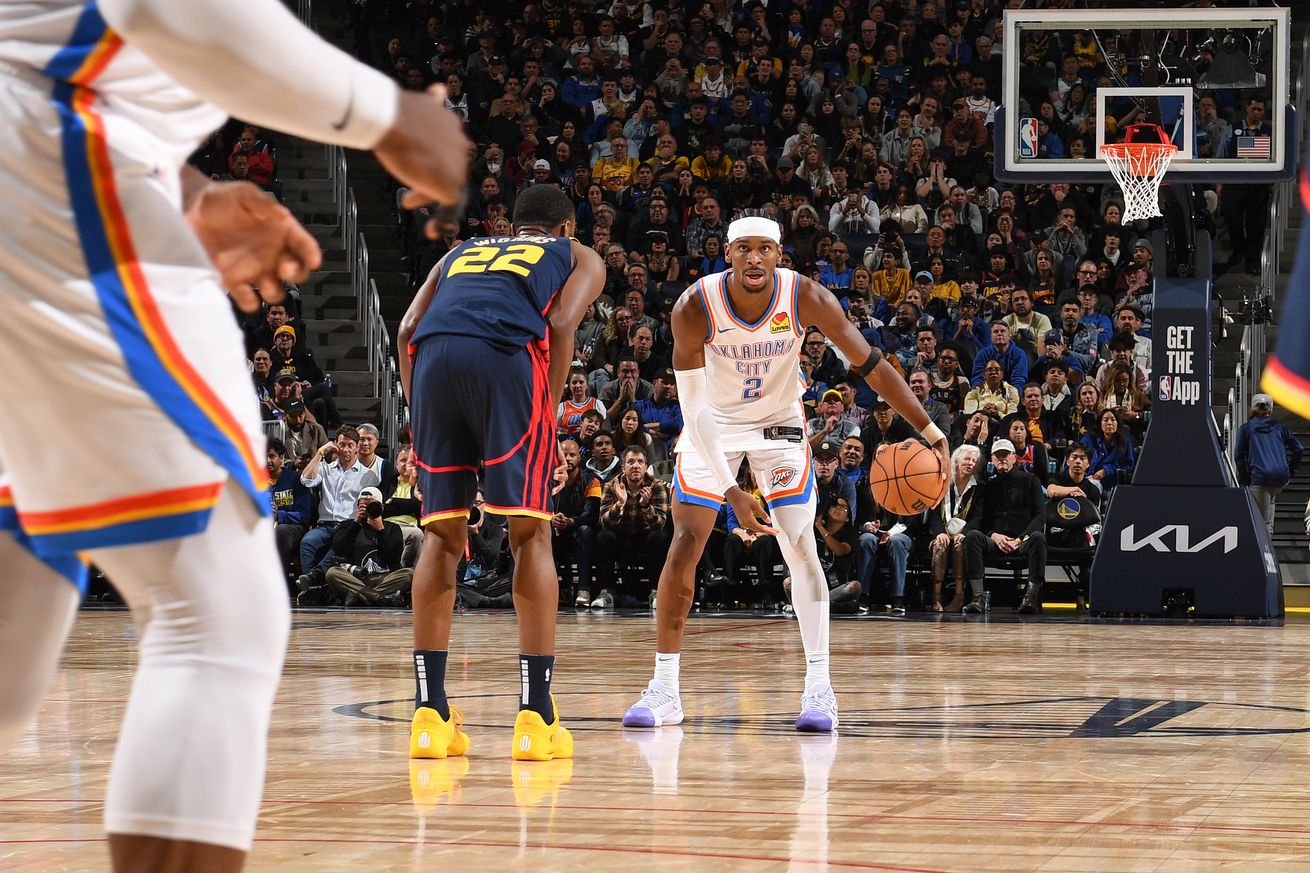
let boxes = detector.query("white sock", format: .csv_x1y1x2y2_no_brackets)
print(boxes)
653,652,680,692
804,654,831,689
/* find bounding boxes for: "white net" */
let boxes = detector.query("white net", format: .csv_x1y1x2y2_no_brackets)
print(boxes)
1100,142,1178,222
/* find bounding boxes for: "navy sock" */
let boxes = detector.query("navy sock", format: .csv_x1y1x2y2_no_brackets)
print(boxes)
413,650,449,720
519,653,555,722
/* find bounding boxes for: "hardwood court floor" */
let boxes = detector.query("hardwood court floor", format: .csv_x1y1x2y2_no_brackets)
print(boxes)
6,609,1310,872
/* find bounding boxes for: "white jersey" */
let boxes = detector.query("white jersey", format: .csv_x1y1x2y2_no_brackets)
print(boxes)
0,2,225,165
681,268,807,452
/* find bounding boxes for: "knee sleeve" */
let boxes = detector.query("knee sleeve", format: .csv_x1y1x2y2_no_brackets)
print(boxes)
86,480,291,852
772,501,829,658
0,535,79,753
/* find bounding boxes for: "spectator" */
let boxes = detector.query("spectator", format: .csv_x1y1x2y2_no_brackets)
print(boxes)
1081,409,1136,487
267,438,311,586
964,359,1020,418
1235,395,1304,533
929,345,970,415
297,426,381,596
612,405,660,459
600,355,655,414
585,429,622,484
270,324,340,428
861,396,918,456
1054,298,1100,372
803,328,849,386
633,368,683,448
928,444,981,613
355,423,396,497
1003,287,1053,347
954,409,994,453
1003,416,1051,487
816,495,864,613
871,246,911,307
460,491,507,582
593,446,671,608
808,388,861,449
275,398,328,465
1039,362,1075,418
1046,444,1104,551
908,370,953,438
558,368,608,436
1113,304,1152,375
684,196,728,257
1098,361,1150,438
319,488,411,607
1067,381,1103,444
1012,382,1064,449
551,439,602,607
963,438,1048,615
245,302,300,357
856,492,917,615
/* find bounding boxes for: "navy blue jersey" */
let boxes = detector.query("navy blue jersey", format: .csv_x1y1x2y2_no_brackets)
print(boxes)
410,235,573,351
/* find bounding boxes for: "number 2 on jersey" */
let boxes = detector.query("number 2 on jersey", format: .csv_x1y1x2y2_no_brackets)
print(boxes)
447,243,546,278
742,377,763,400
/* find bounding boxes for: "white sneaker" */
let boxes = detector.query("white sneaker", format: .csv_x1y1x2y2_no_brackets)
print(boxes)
622,679,684,728
795,683,839,732
590,589,613,609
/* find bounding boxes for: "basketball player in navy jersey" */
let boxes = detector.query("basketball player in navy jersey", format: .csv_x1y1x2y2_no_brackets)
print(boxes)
398,185,605,761
622,217,949,731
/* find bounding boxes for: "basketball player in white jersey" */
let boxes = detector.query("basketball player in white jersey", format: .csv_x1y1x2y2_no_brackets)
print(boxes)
622,217,949,730
0,1,467,871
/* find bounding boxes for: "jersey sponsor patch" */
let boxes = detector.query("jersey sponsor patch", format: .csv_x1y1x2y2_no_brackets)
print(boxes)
770,465,799,489
770,312,792,334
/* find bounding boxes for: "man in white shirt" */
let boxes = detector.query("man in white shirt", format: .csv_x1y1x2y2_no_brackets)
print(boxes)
298,425,382,592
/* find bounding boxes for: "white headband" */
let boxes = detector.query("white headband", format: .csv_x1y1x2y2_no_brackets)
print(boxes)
727,217,782,245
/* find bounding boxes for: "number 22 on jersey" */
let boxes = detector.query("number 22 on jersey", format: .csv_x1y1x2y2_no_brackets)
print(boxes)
447,243,546,278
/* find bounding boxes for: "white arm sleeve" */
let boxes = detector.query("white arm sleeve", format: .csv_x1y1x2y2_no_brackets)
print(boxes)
673,367,738,496
99,0,398,151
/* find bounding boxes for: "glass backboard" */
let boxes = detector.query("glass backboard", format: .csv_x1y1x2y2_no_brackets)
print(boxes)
995,7,1294,184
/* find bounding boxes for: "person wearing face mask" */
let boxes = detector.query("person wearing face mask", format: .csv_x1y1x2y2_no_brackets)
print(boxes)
961,438,1047,615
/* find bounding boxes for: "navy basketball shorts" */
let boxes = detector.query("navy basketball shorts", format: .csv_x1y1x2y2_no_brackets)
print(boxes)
411,335,557,524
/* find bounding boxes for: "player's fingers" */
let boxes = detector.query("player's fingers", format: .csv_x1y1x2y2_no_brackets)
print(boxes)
400,187,435,210
256,274,284,307
750,511,780,536
227,280,262,313
426,84,449,103
280,217,322,275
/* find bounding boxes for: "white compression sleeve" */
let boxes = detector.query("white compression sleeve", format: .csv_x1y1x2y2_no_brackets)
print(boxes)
88,480,291,851
0,535,79,754
99,0,398,150
673,367,738,495
772,499,830,683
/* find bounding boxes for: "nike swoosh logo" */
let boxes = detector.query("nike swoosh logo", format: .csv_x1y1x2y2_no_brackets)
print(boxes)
720,327,736,333
331,85,354,132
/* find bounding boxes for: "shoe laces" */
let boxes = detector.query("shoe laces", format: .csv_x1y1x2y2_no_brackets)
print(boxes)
450,705,464,731
637,682,679,711
800,684,838,719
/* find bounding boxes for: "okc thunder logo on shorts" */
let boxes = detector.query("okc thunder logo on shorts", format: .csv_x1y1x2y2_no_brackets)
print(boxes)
1158,375,1172,401
770,466,798,488
770,312,792,334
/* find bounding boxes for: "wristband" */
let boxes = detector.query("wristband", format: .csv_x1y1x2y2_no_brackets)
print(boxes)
921,423,946,445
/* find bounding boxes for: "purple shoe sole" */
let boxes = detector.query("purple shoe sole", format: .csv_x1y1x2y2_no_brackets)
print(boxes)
795,711,835,732
622,708,656,728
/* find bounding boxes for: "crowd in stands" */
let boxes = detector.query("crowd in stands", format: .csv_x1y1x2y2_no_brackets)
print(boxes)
204,0,1277,613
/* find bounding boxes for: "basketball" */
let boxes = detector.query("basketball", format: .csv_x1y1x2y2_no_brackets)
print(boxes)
868,440,946,516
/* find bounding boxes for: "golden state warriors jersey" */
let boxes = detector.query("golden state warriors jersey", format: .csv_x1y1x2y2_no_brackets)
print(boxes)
682,267,807,451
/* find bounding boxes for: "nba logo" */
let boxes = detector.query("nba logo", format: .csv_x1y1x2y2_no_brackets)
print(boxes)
1158,375,1171,401
1018,118,1038,158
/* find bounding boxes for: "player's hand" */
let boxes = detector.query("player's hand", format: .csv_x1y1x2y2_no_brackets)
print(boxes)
726,486,778,536
185,180,321,312
375,86,473,209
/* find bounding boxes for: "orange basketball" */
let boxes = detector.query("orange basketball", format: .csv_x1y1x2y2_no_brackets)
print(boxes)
868,440,946,516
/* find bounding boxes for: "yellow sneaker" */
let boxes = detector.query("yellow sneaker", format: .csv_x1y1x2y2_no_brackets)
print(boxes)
510,758,574,808
409,757,469,812
510,695,573,761
409,704,470,759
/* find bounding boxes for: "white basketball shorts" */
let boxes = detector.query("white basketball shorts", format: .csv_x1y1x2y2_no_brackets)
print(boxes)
673,441,815,514
0,67,267,580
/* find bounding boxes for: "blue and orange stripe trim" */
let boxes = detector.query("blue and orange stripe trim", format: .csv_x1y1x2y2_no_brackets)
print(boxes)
672,455,724,509
0,488,89,592
47,14,268,534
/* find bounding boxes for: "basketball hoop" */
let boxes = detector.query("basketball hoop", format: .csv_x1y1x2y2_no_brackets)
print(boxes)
1099,123,1178,222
